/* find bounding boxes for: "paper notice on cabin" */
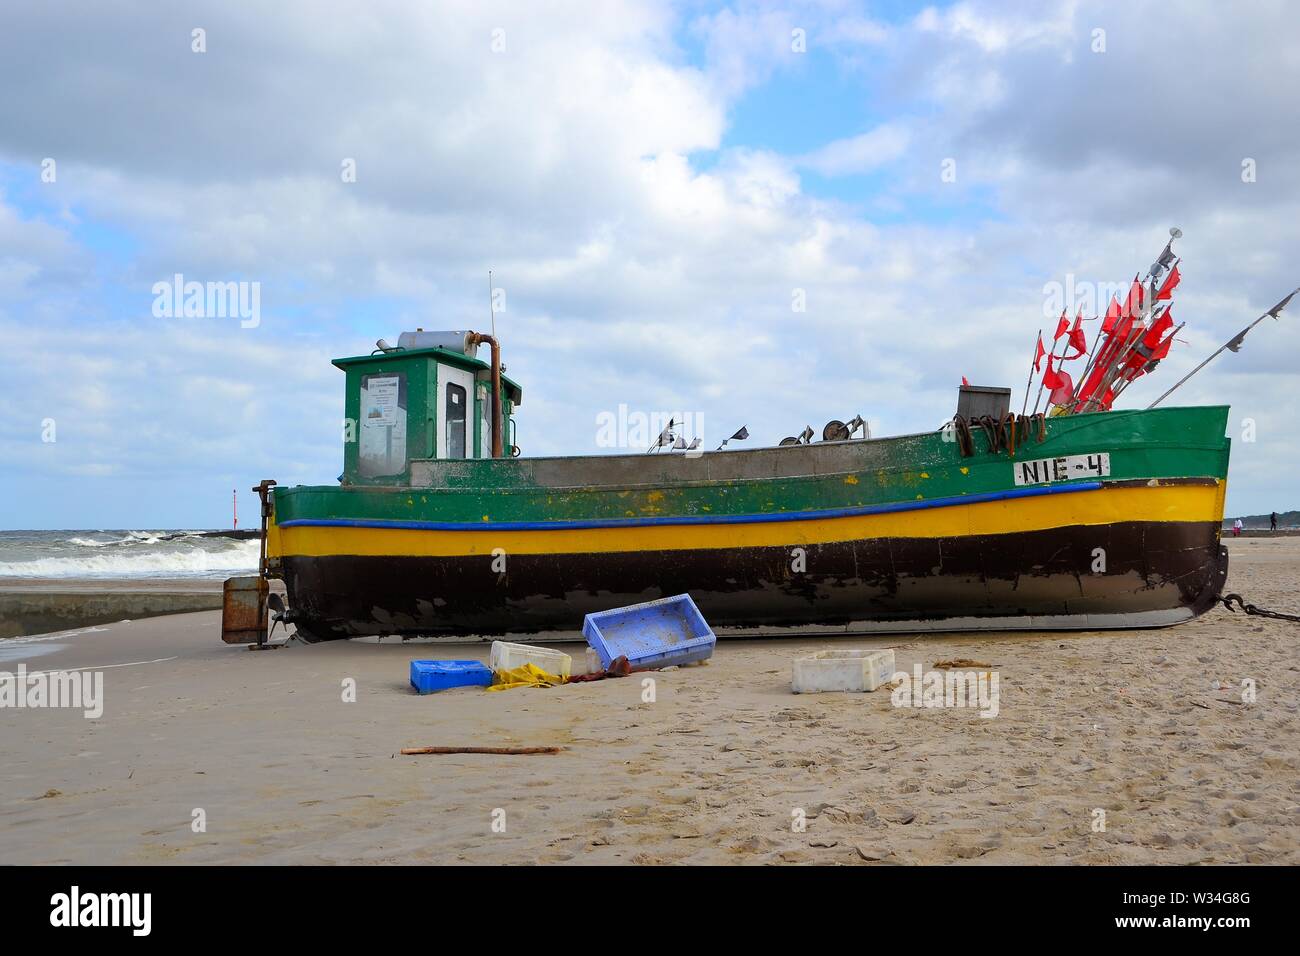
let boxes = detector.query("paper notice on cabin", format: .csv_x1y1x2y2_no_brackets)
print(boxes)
363,376,400,427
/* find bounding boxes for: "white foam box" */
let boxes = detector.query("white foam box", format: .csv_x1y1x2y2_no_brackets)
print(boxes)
792,649,896,694
489,640,572,680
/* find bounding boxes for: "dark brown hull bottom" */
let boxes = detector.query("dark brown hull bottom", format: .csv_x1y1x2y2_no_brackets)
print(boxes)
278,520,1228,641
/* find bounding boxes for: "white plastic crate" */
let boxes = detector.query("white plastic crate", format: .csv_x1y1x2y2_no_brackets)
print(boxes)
489,641,572,680
792,648,896,694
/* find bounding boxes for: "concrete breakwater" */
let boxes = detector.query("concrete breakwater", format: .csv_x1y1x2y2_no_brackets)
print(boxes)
0,582,224,639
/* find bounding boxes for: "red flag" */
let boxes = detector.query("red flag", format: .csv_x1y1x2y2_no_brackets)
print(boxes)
1045,371,1076,405
1033,333,1046,372
1118,310,1174,376
1048,369,1074,406
1143,309,1173,349
1042,355,1065,390
1042,353,1073,404
1101,295,1121,334
962,376,969,386
1053,310,1069,340
1079,285,1142,405
1134,331,1178,378
1076,349,1107,404
1121,275,1143,318
1113,309,1137,341
1150,331,1175,362
1077,327,1126,404
1065,310,1087,359
1157,265,1181,300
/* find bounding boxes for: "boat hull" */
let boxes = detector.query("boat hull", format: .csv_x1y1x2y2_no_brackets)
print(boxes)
280,519,1227,639
266,405,1232,640
273,478,1229,640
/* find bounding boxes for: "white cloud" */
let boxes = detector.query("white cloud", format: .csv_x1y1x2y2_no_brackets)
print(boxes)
914,1,1077,54
798,123,911,176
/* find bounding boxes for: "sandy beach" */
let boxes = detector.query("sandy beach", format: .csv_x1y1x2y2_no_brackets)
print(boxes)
1,535,1296,866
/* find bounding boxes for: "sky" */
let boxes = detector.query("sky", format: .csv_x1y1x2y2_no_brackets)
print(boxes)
1,0,1297,528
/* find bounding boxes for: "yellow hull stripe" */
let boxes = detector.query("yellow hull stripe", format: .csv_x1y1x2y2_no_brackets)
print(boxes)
271,483,1223,559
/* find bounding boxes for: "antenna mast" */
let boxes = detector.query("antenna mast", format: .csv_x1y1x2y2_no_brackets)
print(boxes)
488,269,496,340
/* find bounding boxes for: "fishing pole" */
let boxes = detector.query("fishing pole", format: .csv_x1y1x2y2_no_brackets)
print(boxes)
1020,328,1042,417
1147,288,1299,409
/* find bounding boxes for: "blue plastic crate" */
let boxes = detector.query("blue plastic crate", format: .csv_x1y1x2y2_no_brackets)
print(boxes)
582,594,716,671
409,659,493,694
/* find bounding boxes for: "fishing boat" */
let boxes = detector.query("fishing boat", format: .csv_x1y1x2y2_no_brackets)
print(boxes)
251,325,1231,643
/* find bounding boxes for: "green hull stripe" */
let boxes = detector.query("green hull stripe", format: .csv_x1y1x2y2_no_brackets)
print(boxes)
278,481,1103,532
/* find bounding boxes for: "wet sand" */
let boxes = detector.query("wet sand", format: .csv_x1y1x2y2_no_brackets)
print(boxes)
1,536,1296,865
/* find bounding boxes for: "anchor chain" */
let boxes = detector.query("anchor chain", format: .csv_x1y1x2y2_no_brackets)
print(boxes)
1219,592,1300,624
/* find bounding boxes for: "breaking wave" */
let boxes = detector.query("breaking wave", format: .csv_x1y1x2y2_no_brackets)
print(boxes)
0,535,260,579
67,531,173,548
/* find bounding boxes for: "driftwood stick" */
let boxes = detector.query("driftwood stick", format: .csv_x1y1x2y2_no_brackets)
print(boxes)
400,746,564,756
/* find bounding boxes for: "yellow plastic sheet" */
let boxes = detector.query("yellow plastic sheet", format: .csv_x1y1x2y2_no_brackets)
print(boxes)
486,662,565,692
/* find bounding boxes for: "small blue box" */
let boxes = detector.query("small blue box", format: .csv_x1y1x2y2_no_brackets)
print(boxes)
582,594,716,671
409,659,493,694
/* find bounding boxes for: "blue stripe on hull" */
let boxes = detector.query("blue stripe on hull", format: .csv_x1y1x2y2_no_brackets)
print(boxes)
278,481,1104,533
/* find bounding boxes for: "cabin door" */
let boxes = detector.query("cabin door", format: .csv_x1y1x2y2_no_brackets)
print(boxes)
436,364,476,459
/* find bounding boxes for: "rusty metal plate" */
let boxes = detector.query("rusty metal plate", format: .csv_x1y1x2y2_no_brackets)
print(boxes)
222,576,267,644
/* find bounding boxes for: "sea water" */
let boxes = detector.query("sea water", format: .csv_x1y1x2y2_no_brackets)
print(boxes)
0,530,259,579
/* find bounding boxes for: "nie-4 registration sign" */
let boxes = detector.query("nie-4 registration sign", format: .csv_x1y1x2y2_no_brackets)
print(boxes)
1013,453,1110,486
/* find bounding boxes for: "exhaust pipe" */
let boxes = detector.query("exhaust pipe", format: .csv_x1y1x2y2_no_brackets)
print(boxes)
467,332,504,458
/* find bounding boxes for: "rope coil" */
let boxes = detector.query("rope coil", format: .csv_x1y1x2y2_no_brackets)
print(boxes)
951,412,1045,458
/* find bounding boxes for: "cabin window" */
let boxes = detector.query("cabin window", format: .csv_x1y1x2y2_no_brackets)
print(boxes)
358,372,407,477
445,382,468,459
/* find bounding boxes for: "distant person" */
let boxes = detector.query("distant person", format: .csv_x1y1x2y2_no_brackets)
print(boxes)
1233,518,1243,537
1271,512,1278,531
